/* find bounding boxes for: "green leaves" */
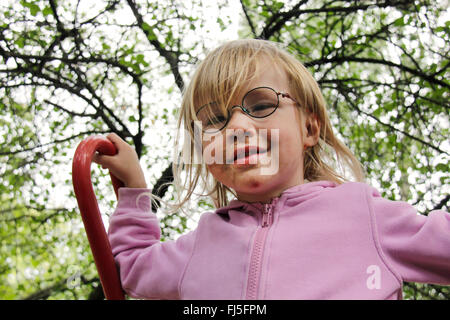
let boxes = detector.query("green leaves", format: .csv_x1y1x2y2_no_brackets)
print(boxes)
20,0,40,17
393,17,405,27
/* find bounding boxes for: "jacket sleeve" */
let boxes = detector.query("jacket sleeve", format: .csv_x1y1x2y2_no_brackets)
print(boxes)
107,188,197,299
367,186,450,284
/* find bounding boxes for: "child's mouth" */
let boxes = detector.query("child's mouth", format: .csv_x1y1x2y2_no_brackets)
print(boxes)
232,146,268,165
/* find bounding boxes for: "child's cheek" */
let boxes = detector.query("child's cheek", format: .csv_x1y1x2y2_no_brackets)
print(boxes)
206,163,229,188
202,135,226,165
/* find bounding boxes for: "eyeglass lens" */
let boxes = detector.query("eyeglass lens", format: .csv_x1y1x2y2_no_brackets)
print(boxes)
196,87,279,132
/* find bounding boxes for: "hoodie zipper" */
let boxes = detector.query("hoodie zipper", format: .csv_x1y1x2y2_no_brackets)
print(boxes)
245,198,278,300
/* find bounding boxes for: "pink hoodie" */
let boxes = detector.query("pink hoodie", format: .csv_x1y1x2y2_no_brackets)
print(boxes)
108,181,450,299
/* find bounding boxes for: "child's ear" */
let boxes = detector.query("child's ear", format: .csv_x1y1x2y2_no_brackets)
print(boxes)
304,113,320,147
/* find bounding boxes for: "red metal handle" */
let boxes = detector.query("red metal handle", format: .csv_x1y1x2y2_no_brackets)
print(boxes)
72,135,125,300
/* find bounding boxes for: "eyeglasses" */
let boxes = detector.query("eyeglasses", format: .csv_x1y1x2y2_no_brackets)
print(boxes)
194,86,298,133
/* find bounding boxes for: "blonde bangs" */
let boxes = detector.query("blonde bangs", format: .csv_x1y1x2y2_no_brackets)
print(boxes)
186,40,285,124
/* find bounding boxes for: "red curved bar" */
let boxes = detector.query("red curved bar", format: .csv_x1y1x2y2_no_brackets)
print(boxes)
72,136,125,300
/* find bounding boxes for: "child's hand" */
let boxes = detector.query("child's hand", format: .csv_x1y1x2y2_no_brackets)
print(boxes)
93,133,147,189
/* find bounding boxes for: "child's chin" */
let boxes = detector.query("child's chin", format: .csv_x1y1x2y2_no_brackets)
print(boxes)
234,174,277,192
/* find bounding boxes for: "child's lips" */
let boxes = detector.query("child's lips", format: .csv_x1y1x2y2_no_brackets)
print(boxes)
229,146,268,165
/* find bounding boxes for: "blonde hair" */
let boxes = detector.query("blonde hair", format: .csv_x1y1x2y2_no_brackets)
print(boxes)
167,39,364,213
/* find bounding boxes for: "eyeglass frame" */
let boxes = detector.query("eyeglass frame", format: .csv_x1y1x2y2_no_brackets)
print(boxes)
194,86,299,133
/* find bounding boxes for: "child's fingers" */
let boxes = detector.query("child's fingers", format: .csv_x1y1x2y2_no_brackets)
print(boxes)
92,133,127,167
106,132,126,150
92,133,142,187
92,153,114,169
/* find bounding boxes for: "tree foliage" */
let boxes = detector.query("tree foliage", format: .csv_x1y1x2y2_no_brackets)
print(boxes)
0,0,448,299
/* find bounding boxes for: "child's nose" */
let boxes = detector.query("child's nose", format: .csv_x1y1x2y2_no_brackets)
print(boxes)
227,107,253,128
225,109,257,143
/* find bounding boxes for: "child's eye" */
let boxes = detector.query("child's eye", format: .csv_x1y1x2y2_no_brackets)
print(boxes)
206,115,227,126
251,104,272,111
248,103,275,116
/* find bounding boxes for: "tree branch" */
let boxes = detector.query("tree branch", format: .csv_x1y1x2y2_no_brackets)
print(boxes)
260,0,414,40
240,0,257,37
151,163,174,213
305,56,449,89
337,84,448,155
0,130,109,156
432,195,449,211
44,99,97,118
125,0,185,92
23,275,101,300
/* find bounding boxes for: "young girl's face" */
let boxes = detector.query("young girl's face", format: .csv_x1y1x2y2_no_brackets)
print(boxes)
201,59,319,203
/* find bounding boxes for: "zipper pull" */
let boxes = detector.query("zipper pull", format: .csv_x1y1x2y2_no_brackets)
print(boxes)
263,198,279,227
262,204,270,227
262,200,276,228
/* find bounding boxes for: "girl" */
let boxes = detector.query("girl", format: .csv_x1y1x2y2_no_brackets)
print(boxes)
94,39,450,299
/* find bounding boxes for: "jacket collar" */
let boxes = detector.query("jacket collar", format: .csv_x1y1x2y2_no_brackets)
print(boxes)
215,180,337,216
